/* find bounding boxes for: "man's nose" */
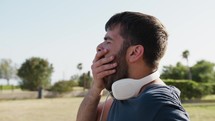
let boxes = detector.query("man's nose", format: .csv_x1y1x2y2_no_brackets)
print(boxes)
96,43,104,52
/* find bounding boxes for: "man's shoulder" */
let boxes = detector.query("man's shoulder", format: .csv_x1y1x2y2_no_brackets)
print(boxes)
141,84,180,100
140,85,190,121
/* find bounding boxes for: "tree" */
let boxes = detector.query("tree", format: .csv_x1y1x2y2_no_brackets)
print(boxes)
0,59,17,85
70,74,79,81
77,63,83,71
161,60,215,83
161,62,188,80
17,57,53,91
182,50,192,80
79,71,92,90
191,60,215,82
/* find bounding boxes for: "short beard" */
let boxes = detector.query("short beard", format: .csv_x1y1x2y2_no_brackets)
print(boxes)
103,48,129,92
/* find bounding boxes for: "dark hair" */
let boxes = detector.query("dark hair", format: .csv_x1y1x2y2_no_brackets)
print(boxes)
105,11,168,69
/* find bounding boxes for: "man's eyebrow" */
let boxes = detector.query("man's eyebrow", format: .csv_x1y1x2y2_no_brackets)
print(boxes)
104,36,113,41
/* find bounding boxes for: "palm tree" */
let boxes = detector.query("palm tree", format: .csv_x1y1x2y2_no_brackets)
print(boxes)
77,63,83,71
182,50,192,80
77,63,85,90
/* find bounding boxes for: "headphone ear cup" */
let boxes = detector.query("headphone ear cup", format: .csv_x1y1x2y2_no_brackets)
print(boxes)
111,71,160,100
112,79,139,100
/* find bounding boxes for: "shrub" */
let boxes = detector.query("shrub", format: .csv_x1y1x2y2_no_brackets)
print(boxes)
210,83,215,94
164,79,213,100
50,80,75,94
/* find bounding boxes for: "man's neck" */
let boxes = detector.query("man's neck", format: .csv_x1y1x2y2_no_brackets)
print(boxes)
128,64,156,79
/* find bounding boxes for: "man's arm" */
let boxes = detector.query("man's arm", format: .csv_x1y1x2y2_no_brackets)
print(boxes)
97,98,113,121
76,86,103,121
76,49,117,121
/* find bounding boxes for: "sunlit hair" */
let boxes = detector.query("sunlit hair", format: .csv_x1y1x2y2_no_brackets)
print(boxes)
105,11,168,69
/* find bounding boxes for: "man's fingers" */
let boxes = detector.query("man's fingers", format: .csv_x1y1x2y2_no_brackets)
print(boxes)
91,49,117,82
93,49,108,63
94,63,117,74
96,69,116,79
94,56,114,68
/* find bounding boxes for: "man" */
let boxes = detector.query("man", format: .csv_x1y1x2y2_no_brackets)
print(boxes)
77,11,189,121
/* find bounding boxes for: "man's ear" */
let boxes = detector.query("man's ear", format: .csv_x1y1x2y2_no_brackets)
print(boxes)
127,45,144,63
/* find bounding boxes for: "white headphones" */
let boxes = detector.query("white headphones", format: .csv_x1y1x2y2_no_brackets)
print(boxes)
111,70,160,100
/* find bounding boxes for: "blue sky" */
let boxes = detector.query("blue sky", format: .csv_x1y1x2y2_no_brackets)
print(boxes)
1,0,215,84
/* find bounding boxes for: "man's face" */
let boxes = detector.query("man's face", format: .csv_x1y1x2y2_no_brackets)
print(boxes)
97,25,129,91
103,46,129,91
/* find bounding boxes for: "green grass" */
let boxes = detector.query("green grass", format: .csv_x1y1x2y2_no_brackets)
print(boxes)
0,85,20,90
184,103,215,121
202,94,215,101
0,97,215,121
0,97,82,121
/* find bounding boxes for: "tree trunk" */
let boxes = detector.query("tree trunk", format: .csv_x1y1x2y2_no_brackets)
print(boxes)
38,86,43,99
186,59,192,80
7,79,9,85
188,67,192,80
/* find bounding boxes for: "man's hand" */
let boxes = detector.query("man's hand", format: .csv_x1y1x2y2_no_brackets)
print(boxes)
77,49,117,121
91,49,117,92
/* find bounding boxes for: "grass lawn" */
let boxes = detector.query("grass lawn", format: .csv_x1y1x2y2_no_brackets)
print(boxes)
0,97,215,121
184,103,215,121
0,97,82,121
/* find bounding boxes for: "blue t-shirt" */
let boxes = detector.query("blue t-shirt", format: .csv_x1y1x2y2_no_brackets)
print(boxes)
107,84,190,121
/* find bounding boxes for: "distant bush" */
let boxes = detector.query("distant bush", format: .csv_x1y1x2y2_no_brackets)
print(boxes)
78,71,92,89
164,79,213,100
50,80,75,94
211,83,215,94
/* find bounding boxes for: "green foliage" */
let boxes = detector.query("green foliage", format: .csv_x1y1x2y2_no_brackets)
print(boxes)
161,62,188,79
77,63,83,71
164,79,213,100
191,60,215,82
199,83,214,97
78,71,92,89
50,80,75,94
211,83,215,94
17,57,53,91
0,59,17,85
161,60,215,83
182,50,190,60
